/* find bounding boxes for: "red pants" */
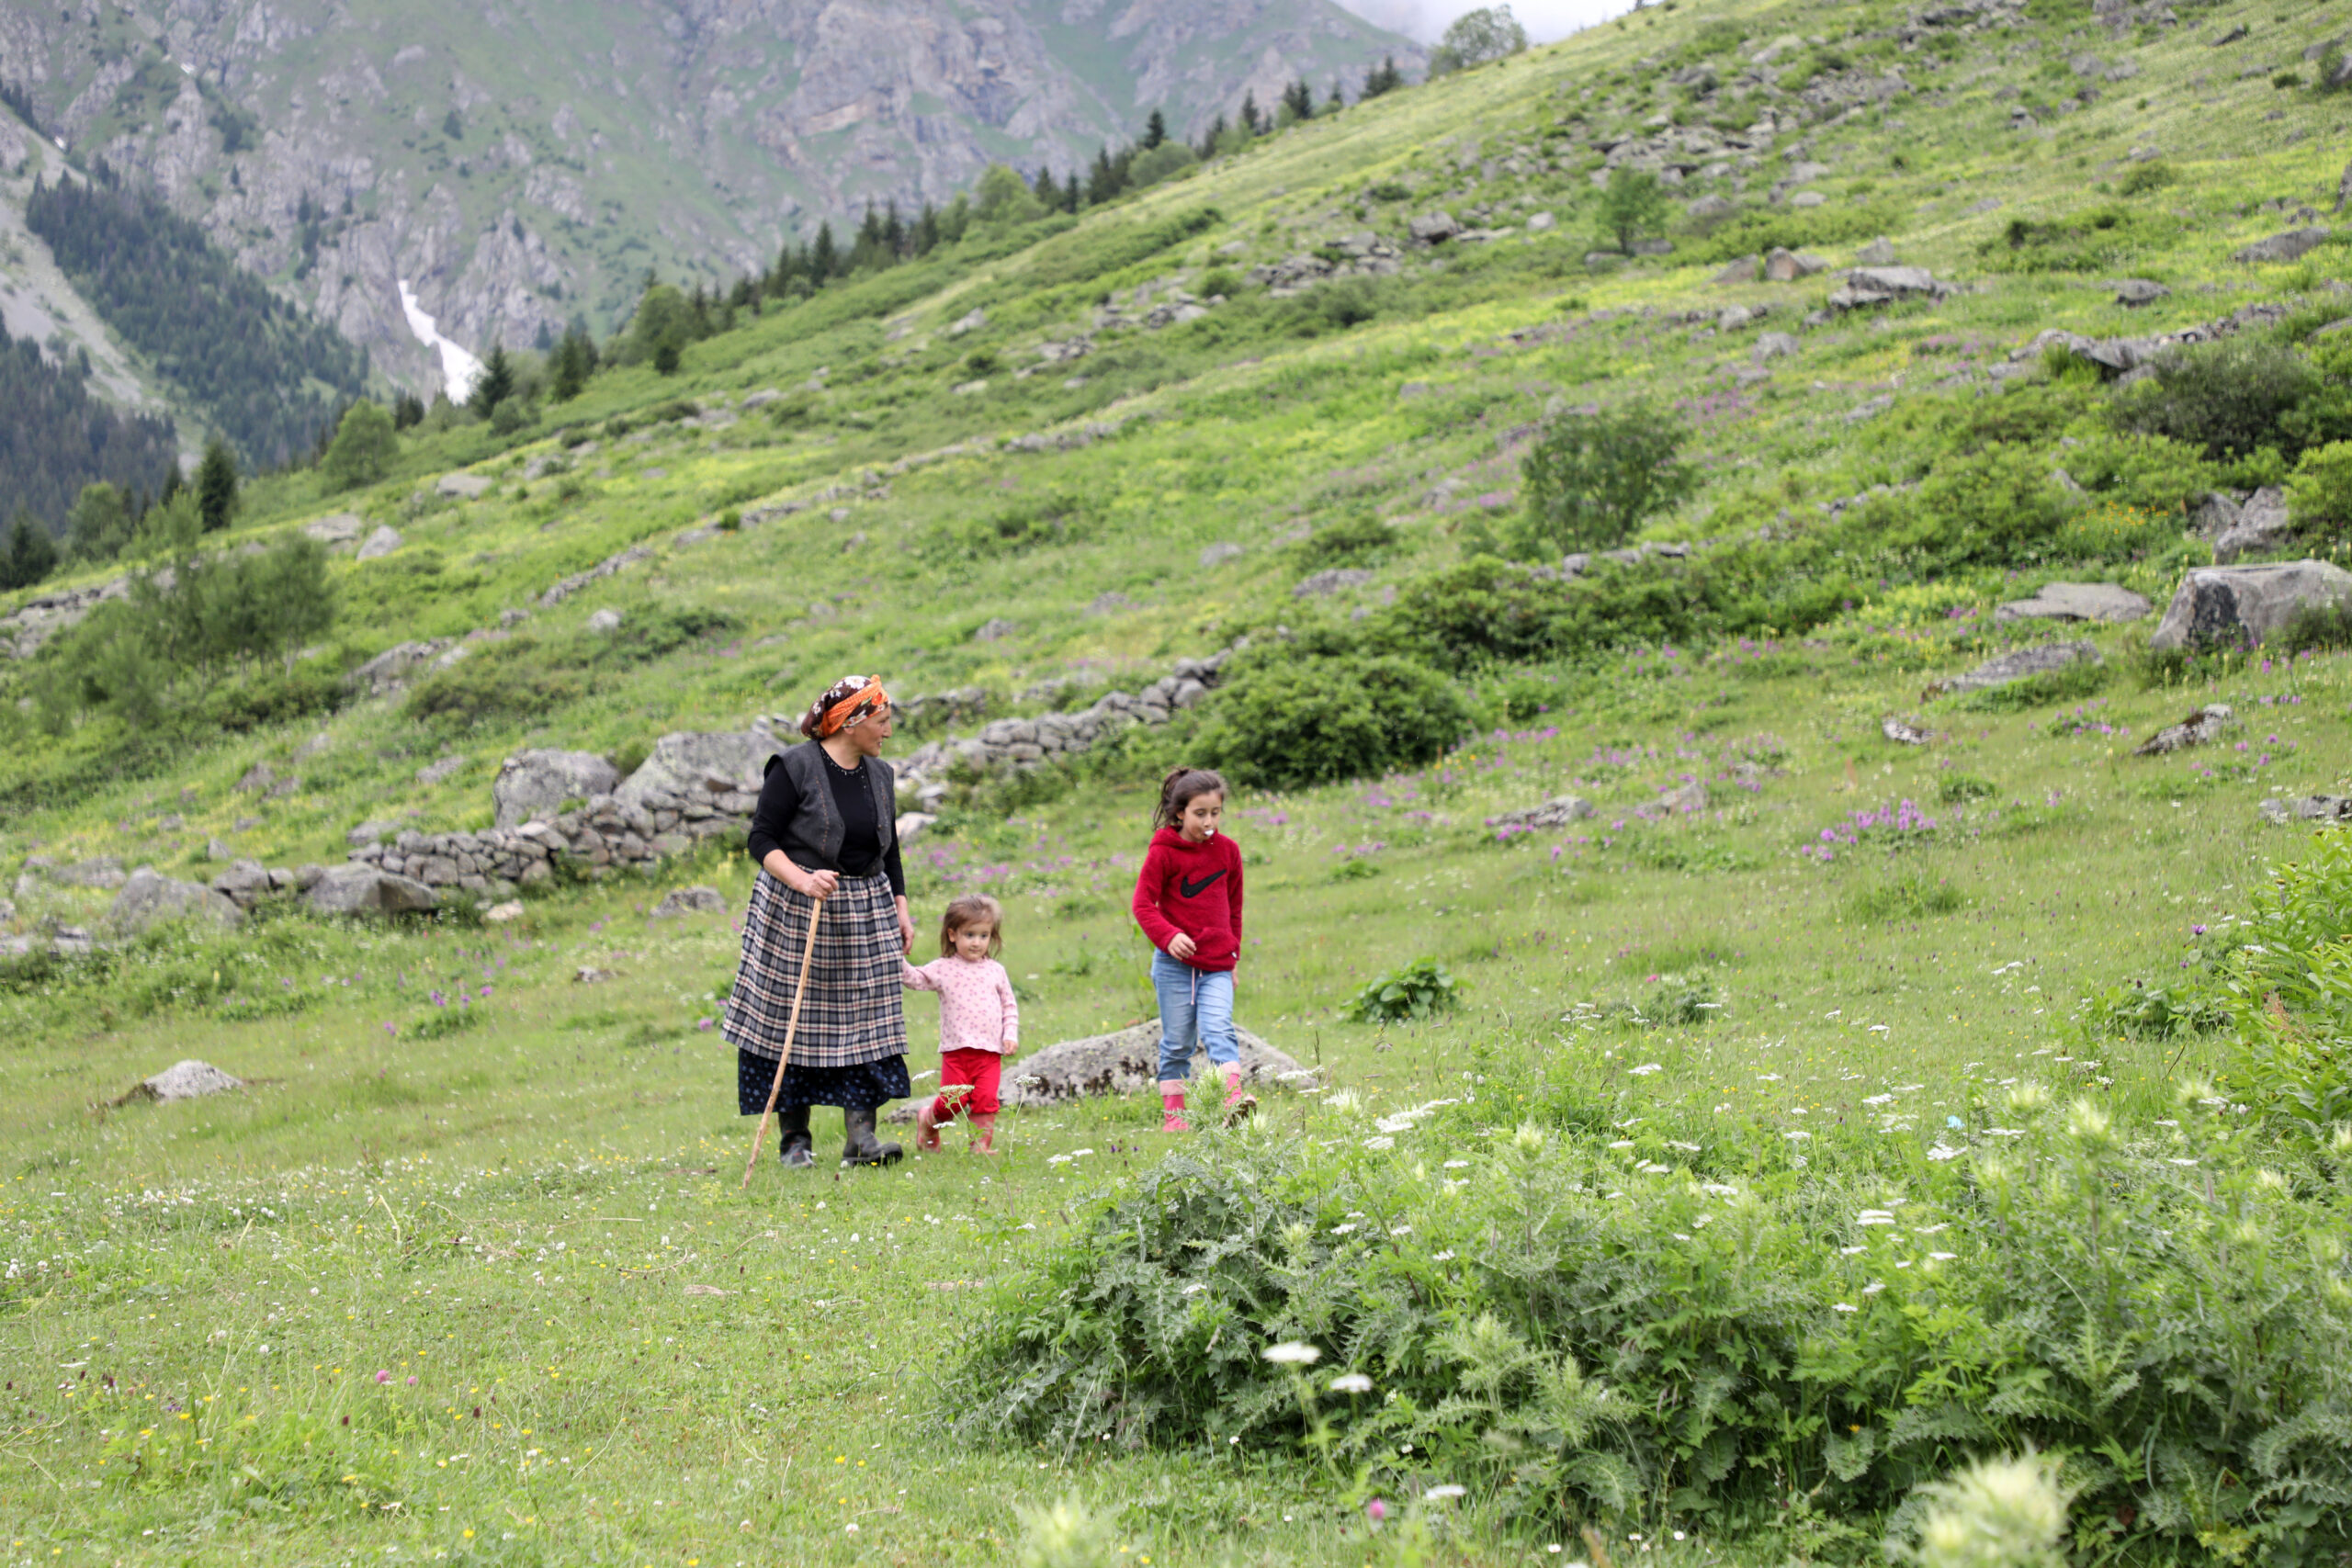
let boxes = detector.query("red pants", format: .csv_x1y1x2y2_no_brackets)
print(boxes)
932,1048,1002,1121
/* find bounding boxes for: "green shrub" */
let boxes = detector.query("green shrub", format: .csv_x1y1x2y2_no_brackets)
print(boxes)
2118,161,2176,196
955,1081,2352,1551
1845,871,1964,922
2287,436,2352,533
923,491,1097,560
401,639,585,726
1936,773,1996,805
1946,659,2110,712
2109,339,2321,459
2076,977,2229,1040
1512,401,1697,555
1290,513,1397,572
1200,648,1471,790
2223,831,2352,1140
1340,955,1460,1022
1198,266,1240,299
1866,445,2075,569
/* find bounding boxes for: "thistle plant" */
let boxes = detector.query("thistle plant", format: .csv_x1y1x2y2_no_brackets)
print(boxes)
1905,1454,2072,1568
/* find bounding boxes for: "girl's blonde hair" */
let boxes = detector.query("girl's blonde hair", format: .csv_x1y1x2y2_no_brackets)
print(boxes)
1153,766,1227,830
939,894,1003,958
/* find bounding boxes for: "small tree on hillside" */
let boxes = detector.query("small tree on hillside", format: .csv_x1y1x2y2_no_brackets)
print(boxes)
1,509,57,591
549,322,598,401
195,438,239,533
322,400,397,491
1430,6,1529,75
974,164,1047,225
1513,400,1697,555
469,344,514,418
65,481,134,564
1363,56,1404,97
1142,108,1168,149
1596,166,1671,254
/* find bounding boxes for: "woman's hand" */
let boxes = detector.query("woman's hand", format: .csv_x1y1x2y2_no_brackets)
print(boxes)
895,897,914,954
797,866,841,899
1168,932,1198,961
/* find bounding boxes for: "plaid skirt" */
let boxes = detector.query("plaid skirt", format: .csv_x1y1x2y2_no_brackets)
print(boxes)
722,871,908,1069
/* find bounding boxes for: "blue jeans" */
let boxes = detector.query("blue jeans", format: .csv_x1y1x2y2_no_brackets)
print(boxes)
1152,951,1238,1082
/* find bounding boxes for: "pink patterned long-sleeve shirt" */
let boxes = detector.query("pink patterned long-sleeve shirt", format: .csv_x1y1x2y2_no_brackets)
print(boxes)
899,955,1020,1055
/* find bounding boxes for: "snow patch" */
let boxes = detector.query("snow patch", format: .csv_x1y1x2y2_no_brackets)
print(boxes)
397,279,483,403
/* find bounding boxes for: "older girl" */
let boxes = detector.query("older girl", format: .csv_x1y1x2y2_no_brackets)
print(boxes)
1131,765,1252,1132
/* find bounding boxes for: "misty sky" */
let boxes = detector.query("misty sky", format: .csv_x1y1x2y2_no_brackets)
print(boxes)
1334,0,1634,44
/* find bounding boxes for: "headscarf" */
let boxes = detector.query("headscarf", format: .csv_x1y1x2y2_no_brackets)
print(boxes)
800,674,892,739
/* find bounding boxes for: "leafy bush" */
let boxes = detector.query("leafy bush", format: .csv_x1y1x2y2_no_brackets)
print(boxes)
924,491,1097,560
1512,401,1696,555
2287,436,2352,533
1936,773,1996,805
2109,339,2321,459
1201,649,1471,790
1340,956,1460,1022
2223,831,2352,1140
2118,161,2177,196
401,639,584,726
1846,871,1964,922
1979,207,2161,273
1946,659,2110,712
1859,445,2074,570
1290,514,1397,572
955,1077,2352,1553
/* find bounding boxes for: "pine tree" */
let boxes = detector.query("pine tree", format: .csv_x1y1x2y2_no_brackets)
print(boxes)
811,221,838,281
1238,90,1262,137
1089,146,1121,206
882,202,906,258
851,204,888,270
1198,113,1228,160
549,324,597,402
1062,171,1081,212
1,508,58,591
1282,80,1315,123
392,391,426,429
1142,108,1168,150
1032,164,1059,208
914,203,941,256
468,344,514,418
194,437,238,533
1363,55,1403,98
1326,79,1346,113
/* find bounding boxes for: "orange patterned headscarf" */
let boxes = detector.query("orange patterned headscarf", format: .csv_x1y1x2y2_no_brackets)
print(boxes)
800,674,892,739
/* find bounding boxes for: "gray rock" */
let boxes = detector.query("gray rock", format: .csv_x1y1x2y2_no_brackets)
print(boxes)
2114,278,2170,307
415,755,468,787
2133,703,2235,756
436,473,492,501
896,812,939,845
1713,254,1760,283
1525,211,1557,231
495,749,622,829
1295,568,1375,599
1199,542,1243,569
947,307,988,336
616,728,781,807
1789,190,1827,209
651,885,728,918
995,1021,1304,1111
346,819,399,848
1928,639,2101,697
130,1060,244,1103
2190,491,2245,540
1687,194,1739,224
25,856,128,893
1763,247,1827,282
307,864,438,915
2233,227,2331,264
1994,582,2153,624
1753,332,1800,363
1630,238,1675,256
234,761,277,795
1487,795,1597,830
573,966,616,984
1408,210,1463,243
2258,795,2352,825
303,513,364,547
2212,486,2292,563
1854,236,1897,265
355,525,403,561
1659,780,1708,814
209,860,276,908
973,617,1016,642
1829,266,1950,310
110,868,244,935
1882,716,1933,746
585,608,624,633
2150,560,2352,650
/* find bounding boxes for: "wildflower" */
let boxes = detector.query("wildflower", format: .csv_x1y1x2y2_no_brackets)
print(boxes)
1261,1342,1321,1365
1329,1373,1373,1394
375,1371,391,1384
1424,1484,1465,1501
1832,1303,1859,1313
1365,1498,1387,1525
1630,1063,1662,1076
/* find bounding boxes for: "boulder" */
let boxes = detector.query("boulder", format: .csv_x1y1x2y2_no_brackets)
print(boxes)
234,761,277,795
495,749,622,829
1487,795,1597,830
2148,560,2352,650
348,637,453,695
1828,266,1951,310
987,1021,1305,1112
2133,703,2235,756
1687,194,1739,224
346,819,399,848
973,617,1015,641
1854,236,1897,265
110,868,244,935
616,728,781,807
2211,485,2291,563
1994,581,2153,624
897,812,939,844
1526,211,1557,231
436,473,492,501
307,864,437,915
2190,491,2245,539
1927,639,2100,697
586,608,624,633
2114,278,2170,307
1198,541,1243,569
484,900,526,923
303,513,364,547
1408,210,1463,243
1713,254,1761,283
2259,795,2352,825
2232,227,2331,265
1763,246,1827,282
1882,716,1933,746
355,525,403,561
652,886,728,918
1659,780,1708,814
126,1060,243,1104
1294,568,1375,599
1753,331,1800,363
208,859,276,908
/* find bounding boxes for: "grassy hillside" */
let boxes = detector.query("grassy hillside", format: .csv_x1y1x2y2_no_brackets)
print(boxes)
6,0,2352,1558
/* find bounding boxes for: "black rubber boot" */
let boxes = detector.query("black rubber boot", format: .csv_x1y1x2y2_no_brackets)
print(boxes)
841,1106,903,1168
776,1105,816,1170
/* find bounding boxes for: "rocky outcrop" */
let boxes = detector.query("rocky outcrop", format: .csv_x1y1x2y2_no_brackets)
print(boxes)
121,1060,244,1104
108,869,244,935
2132,704,2234,756
1994,582,2152,624
653,886,729,918
1926,640,2100,697
1827,265,1956,310
494,750,621,829
307,865,439,916
2233,228,2332,264
2149,561,2352,651
2259,795,2352,825
883,1020,1304,1120
348,638,463,697
2212,487,2292,564
0,576,132,660
1487,795,1598,831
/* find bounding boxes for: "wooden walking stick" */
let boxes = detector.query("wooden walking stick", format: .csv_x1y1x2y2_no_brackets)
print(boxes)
739,895,826,1188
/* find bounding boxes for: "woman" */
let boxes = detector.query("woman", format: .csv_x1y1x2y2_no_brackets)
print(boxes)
724,673,915,1169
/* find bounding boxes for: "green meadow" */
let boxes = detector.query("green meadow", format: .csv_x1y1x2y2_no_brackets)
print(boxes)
7,0,2352,1556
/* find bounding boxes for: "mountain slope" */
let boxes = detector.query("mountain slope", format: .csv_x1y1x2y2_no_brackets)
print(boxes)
0,0,1421,393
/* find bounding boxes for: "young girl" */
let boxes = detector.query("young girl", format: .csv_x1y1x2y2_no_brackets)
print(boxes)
901,895,1020,1154
1131,766,1251,1133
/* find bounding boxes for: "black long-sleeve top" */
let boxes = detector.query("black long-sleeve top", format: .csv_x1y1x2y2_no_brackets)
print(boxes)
746,748,907,897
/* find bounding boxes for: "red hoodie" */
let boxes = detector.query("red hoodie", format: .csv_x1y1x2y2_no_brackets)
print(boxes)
1131,827,1246,972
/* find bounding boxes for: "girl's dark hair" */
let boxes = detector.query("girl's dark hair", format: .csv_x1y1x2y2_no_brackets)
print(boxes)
939,894,1003,959
1154,767,1227,830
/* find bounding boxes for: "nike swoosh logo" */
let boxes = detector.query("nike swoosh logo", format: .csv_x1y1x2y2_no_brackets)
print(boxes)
1179,869,1227,899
